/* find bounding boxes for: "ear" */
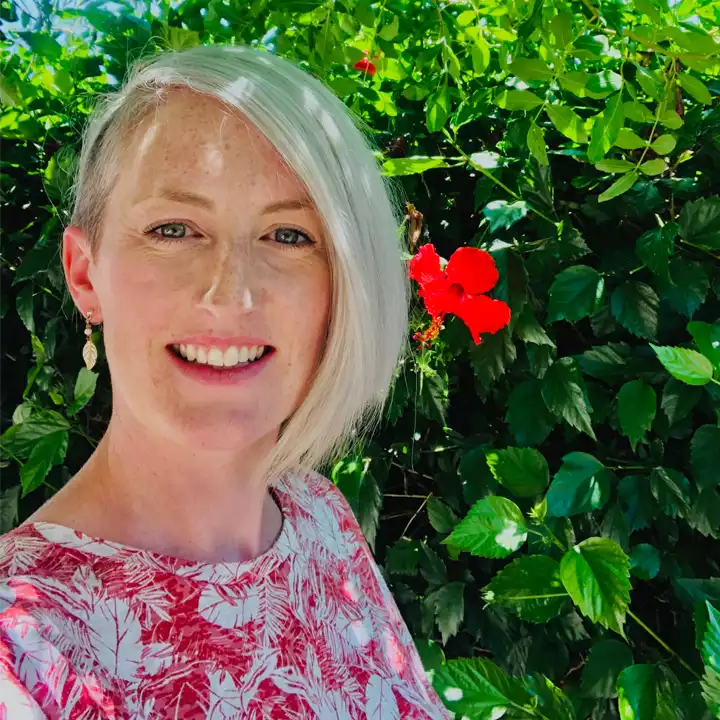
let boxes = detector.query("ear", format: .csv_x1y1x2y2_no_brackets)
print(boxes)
62,226,102,323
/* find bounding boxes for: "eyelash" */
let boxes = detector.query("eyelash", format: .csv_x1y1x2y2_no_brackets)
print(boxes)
144,221,315,249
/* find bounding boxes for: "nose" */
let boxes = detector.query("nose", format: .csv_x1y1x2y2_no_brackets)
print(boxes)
197,240,255,315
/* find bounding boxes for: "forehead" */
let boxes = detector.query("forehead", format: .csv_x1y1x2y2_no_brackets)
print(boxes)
118,88,308,207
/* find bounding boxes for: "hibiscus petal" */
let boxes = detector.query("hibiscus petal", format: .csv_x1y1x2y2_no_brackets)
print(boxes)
449,293,511,344
419,279,453,319
409,244,445,287
445,247,499,296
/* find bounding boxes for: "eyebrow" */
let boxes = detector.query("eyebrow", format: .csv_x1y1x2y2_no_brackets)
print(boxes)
152,188,314,215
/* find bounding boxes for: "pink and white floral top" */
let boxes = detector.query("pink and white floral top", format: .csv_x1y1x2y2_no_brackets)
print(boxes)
0,470,450,719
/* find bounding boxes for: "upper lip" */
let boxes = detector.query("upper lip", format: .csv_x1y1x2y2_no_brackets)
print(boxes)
169,336,272,350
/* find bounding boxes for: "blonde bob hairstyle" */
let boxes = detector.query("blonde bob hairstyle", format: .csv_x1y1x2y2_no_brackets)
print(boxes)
68,43,410,486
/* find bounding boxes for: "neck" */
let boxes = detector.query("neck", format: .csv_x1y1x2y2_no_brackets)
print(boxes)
34,409,284,564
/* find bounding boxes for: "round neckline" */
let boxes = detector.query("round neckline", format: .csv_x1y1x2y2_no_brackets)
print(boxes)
24,479,293,584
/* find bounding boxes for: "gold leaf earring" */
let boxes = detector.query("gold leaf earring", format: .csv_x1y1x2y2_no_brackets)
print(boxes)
82,310,98,371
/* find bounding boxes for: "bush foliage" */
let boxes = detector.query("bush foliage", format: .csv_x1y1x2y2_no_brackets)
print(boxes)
2,0,720,717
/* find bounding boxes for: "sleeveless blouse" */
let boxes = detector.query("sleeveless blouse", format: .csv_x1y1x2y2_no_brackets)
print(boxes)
0,470,450,719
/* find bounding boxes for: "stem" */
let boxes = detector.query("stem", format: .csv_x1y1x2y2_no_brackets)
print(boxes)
627,610,701,679
401,492,432,538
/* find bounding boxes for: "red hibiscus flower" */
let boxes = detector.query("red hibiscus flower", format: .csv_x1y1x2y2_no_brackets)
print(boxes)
353,50,378,76
409,243,511,346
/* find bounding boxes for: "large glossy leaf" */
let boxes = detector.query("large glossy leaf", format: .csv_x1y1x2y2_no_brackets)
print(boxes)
506,379,556,446
688,321,720,370
559,537,631,635
541,357,595,439
692,425,720,490
617,379,657,450
580,639,633,698
545,104,588,143
598,170,639,202
494,89,544,110
636,224,676,282
649,467,691,518
651,345,714,386
547,266,604,323
546,452,609,517
482,555,569,623
699,602,720,715
617,664,660,719
485,447,549,497
679,196,720,251
611,281,659,340
432,658,530,719
443,496,527,558
427,581,465,644
382,156,448,176
19,430,68,496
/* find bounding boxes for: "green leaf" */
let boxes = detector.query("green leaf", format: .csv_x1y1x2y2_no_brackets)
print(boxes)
354,0,374,26
385,538,420,575
611,281,659,340
426,84,451,133
524,674,576,720
548,266,604,323
692,425,720,490
427,496,459,533
688,321,720,370
68,368,98,415
624,101,654,123
482,555,569,623
660,259,709,318
515,307,555,347
650,467,691,518
661,378,702,425
542,357,595,439
617,380,657,450
636,223,676,281
651,134,677,155
0,411,70,458
559,537,631,635
658,109,683,130
619,475,657,532
510,57,554,83
588,93,625,162
18,31,62,60
615,128,647,150
546,104,588,143
546,452,610,517
617,664,659,719
651,345,714,386
428,582,465,644
432,657,530,718
16,284,35,335
587,70,623,94
678,73,713,105
382,156,448,176
581,639,634,698
357,468,382,551
506,379,556,446
443,496,528,558
639,158,667,176
634,64,664,100
419,541,448,586
598,171,639,202
471,37,491,75
595,159,635,173
630,543,662,580
527,122,549,165
378,13,399,40
19,430,68,496
482,200,528,232
700,602,720,715
494,89,544,111
679,196,720,251
486,447,549,497
550,11,573,47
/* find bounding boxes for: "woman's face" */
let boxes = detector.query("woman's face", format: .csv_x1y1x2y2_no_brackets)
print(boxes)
67,89,332,450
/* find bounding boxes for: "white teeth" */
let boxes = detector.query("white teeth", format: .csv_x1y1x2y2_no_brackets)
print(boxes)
223,346,239,366
207,348,224,367
172,344,267,369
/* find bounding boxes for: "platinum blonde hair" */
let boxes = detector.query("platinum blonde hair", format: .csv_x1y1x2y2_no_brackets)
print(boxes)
68,43,410,485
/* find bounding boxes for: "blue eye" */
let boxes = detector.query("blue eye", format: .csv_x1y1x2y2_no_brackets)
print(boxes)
272,227,314,248
148,222,195,242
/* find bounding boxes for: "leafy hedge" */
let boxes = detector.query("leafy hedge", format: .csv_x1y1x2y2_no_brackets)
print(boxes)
2,0,720,717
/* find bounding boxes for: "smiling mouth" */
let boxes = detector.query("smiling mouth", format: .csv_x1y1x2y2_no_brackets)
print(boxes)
168,344,274,369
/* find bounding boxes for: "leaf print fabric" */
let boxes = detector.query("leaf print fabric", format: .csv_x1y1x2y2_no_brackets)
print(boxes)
0,470,450,719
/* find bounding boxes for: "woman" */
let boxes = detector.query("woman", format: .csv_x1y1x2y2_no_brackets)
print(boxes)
0,44,450,718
